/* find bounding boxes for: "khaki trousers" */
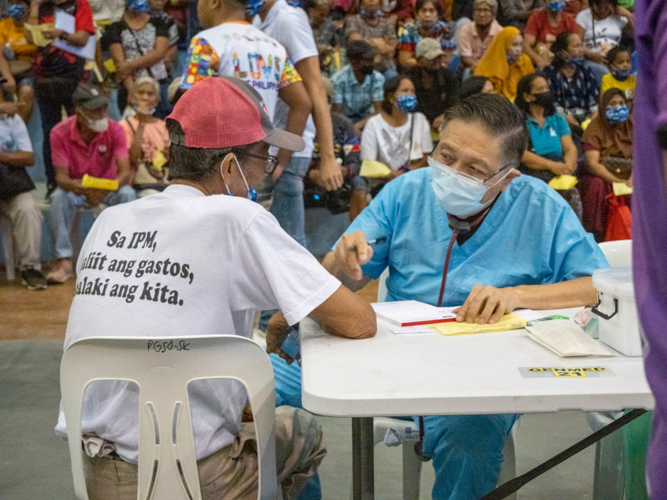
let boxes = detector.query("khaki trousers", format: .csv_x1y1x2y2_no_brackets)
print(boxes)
83,406,326,500
0,192,43,271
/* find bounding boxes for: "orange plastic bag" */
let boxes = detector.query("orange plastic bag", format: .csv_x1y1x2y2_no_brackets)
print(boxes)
605,194,632,241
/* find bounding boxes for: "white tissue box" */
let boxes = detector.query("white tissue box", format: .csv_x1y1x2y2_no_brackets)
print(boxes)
592,267,642,357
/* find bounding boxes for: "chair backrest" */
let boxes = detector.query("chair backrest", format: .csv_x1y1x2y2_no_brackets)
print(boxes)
377,268,390,302
598,239,632,268
60,335,278,500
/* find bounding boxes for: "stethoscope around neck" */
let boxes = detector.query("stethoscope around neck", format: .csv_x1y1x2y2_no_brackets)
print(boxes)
413,208,491,462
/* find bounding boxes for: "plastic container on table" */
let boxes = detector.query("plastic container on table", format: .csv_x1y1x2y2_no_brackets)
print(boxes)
592,267,642,357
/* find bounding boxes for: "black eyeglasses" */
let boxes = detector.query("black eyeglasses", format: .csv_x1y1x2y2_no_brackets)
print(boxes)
237,151,279,174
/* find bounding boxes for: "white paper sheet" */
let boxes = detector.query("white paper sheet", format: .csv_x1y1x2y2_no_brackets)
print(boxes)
54,10,75,34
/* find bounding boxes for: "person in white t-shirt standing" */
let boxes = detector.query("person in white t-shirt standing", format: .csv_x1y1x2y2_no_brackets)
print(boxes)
361,76,432,182
184,0,312,183
55,76,376,500
252,0,345,247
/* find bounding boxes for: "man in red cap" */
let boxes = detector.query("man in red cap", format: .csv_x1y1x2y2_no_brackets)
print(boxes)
55,76,376,499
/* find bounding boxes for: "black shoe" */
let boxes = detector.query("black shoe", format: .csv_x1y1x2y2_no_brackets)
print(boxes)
45,183,57,203
21,268,47,291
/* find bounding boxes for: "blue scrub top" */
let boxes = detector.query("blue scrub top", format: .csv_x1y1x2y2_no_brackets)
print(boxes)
341,168,609,306
526,113,571,158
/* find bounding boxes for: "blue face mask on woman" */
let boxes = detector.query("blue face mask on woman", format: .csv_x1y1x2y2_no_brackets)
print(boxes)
8,3,27,20
127,0,149,13
548,1,565,13
606,105,629,124
396,94,417,113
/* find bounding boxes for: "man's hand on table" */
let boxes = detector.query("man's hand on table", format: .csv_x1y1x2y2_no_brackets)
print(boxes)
266,311,295,364
333,230,373,281
453,285,518,325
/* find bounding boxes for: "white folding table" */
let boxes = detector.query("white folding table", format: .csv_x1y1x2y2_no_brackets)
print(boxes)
299,308,655,500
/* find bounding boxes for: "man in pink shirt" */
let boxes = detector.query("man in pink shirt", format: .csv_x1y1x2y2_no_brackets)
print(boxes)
457,0,503,72
47,84,135,284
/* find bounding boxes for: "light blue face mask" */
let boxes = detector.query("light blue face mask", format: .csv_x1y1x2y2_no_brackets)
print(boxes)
429,156,510,216
605,105,629,124
245,0,265,16
127,0,149,13
548,1,565,13
396,94,417,113
8,3,27,20
221,155,257,202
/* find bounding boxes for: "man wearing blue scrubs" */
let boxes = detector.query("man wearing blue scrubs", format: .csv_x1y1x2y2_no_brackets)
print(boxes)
315,94,608,500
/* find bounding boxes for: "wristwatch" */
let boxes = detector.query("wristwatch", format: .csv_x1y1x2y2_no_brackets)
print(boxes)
58,31,68,41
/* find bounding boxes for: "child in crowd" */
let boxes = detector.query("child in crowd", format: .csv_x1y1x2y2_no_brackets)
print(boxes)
601,45,635,105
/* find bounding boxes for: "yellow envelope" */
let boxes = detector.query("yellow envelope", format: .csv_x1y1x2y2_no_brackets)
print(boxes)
24,23,52,48
81,174,119,191
360,159,392,178
431,314,527,336
613,182,633,196
104,59,116,73
153,150,167,170
548,175,578,191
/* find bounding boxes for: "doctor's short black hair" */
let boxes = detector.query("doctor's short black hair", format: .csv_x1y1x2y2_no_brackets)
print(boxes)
440,93,527,169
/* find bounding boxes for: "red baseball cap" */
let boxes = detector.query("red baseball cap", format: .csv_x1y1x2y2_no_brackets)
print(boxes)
167,76,305,152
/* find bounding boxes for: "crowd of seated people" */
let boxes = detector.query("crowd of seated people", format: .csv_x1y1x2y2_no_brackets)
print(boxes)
0,0,639,294
0,0,649,498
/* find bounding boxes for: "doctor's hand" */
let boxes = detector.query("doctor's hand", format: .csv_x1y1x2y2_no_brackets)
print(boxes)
334,230,373,281
266,311,294,364
453,285,518,325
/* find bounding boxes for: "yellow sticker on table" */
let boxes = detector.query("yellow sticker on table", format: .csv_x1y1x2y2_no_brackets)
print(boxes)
81,174,119,191
528,367,606,378
360,159,392,178
613,182,633,196
431,314,527,336
549,175,578,191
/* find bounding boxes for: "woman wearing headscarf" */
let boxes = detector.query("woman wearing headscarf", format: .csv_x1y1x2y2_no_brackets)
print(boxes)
473,26,534,100
579,87,632,240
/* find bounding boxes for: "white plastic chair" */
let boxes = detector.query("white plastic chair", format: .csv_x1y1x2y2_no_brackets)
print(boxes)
598,240,632,268
372,268,517,500
587,239,632,499
60,335,281,500
0,215,16,281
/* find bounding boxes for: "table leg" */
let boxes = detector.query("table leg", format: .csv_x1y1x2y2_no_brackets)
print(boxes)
352,417,374,500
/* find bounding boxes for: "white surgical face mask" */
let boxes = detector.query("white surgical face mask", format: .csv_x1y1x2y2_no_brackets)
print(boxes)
87,117,109,133
429,156,510,216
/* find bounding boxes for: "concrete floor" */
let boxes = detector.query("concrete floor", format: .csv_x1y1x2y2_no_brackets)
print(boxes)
0,270,600,499
0,339,602,500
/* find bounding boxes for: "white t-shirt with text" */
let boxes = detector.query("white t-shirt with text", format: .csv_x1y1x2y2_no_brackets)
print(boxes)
191,22,301,120
55,185,341,463
361,113,433,170
255,0,318,158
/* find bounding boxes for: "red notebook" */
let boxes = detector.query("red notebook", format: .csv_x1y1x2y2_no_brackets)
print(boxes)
372,300,457,328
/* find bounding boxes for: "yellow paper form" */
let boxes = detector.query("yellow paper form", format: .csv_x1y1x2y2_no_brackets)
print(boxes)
153,150,167,170
548,175,578,191
431,314,527,336
81,174,119,190
613,182,633,195
24,23,53,48
360,159,392,178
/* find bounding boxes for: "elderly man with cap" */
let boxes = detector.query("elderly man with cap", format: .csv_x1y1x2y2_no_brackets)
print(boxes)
54,76,376,500
405,38,460,132
47,83,136,284
331,40,385,134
